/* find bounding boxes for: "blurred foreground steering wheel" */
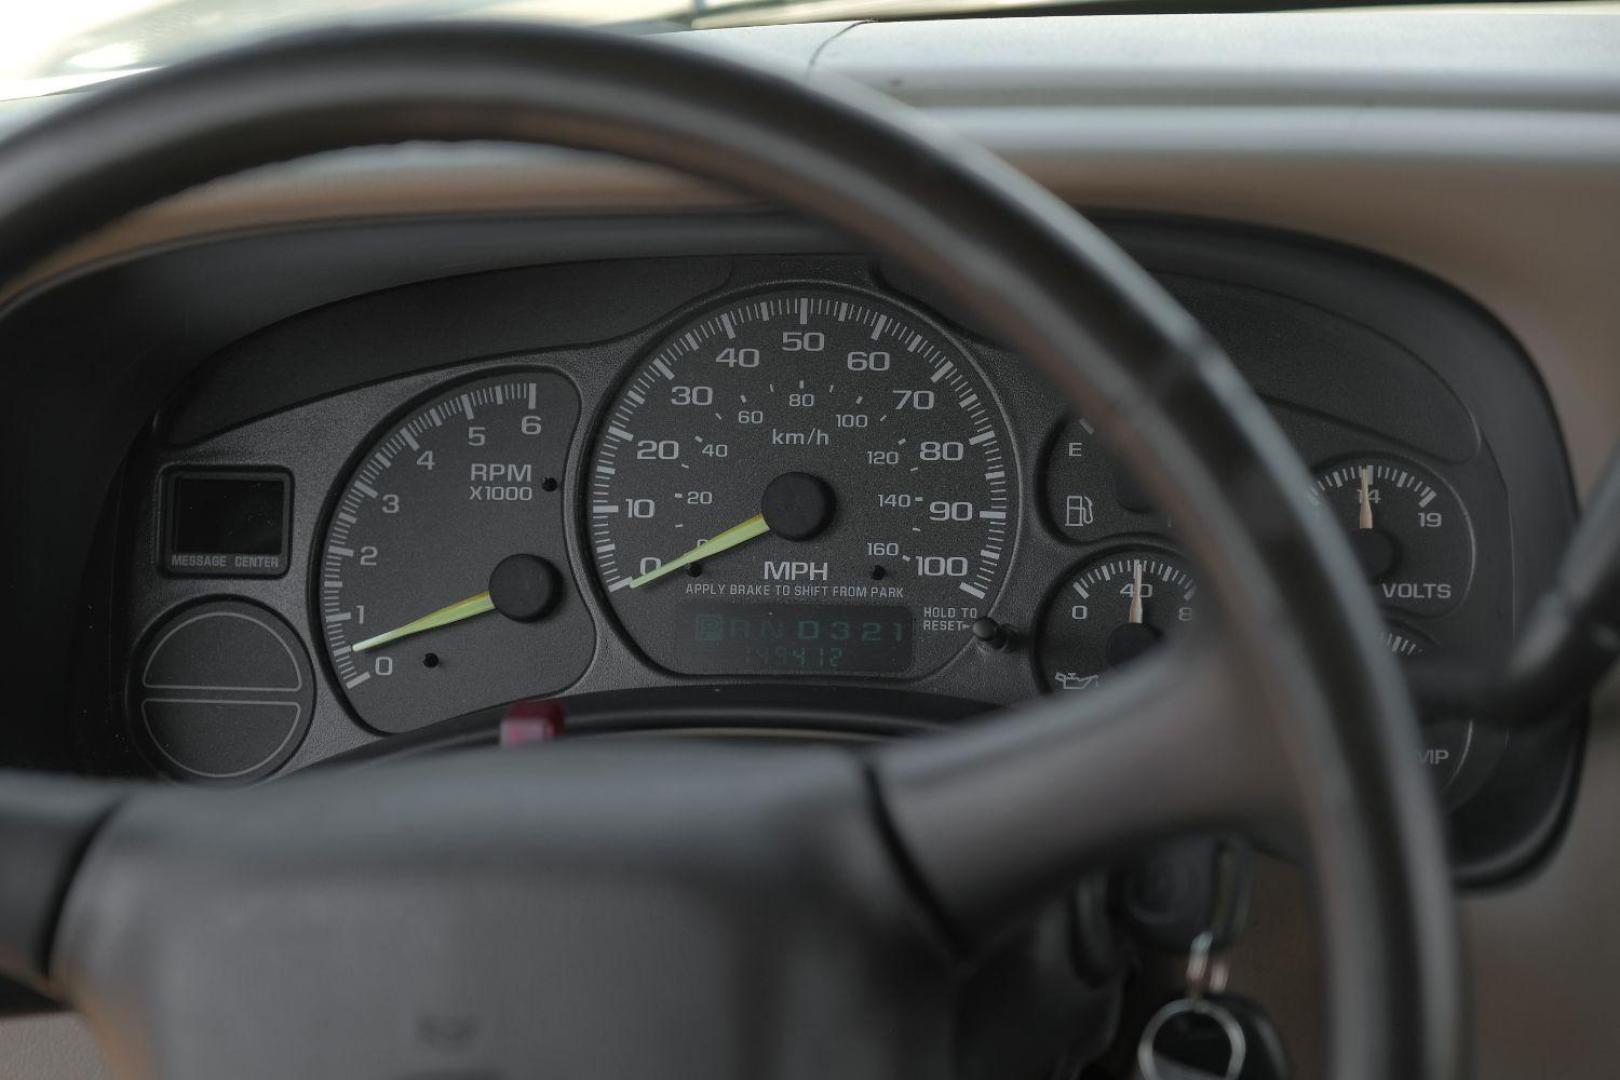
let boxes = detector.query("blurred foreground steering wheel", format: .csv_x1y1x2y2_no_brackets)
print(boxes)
0,23,1460,1080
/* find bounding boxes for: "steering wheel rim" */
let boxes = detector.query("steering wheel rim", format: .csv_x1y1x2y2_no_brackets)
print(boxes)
0,22,1460,1080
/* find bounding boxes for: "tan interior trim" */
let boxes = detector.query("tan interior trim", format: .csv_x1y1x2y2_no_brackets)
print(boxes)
9,141,1618,499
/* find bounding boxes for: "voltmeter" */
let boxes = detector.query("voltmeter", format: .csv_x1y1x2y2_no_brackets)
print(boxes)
1309,456,1474,617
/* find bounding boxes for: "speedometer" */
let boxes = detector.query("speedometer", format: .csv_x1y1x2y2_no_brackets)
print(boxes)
586,286,1017,677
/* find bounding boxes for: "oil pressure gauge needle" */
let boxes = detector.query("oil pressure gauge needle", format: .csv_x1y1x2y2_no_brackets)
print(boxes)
1102,555,1162,670
351,591,495,653
629,513,769,589
1128,559,1145,624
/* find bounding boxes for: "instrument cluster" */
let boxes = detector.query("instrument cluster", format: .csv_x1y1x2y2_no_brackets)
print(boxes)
108,251,1516,817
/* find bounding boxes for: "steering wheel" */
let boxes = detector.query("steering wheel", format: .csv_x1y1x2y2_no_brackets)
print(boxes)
0,23,1460,1080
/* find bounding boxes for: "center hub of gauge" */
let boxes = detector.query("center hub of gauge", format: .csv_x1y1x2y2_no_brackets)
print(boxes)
1105,621,1163,668
489,554,562,623
761,471,837,542
1348,527,1399,581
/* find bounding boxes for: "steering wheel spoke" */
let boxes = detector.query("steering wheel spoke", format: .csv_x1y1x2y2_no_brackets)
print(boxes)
875,633,1291,944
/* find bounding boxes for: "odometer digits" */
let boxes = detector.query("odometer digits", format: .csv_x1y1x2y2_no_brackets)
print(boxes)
587,287,1017,677
683,603,914,674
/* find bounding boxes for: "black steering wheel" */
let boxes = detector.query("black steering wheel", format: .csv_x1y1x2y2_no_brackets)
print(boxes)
0,23,1460,1080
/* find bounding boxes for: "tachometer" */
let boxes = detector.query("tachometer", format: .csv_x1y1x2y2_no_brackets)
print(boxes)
315,371,593,733
586,286,1017,677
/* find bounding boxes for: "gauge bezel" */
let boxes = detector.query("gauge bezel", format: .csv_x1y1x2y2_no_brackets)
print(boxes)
78,228,1573,875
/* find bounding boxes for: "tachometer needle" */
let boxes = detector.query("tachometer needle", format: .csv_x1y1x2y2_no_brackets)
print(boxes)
630,512,770,589
1128,559,1145,624
351,591,494,653
1359,465,1375,530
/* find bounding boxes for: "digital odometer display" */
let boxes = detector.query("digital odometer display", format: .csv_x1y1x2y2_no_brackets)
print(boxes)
678,604,913,674
587,286,1017,678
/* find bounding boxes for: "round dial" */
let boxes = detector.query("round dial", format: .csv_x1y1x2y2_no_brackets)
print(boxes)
1035,549,1198,693
1382,622,1474,801
586,286,1016,677
1042,416,1168,541
1383,625,1429,659
315,372,591,733
1309,456,1474,617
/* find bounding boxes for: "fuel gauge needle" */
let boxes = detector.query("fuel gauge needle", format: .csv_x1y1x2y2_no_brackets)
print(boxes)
1128,559,1145,624
1359,465,1375,530
351,590,494,653
629,512,769,588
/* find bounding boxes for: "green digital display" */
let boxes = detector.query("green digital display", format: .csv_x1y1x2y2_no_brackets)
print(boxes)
676,604,914,674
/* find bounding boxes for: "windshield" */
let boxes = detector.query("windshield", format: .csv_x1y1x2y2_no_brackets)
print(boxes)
1,0,1021,99
0,0,1589,101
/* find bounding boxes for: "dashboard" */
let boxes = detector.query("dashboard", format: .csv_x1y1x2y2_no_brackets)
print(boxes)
1,11,1618,1078
12,216,1570,882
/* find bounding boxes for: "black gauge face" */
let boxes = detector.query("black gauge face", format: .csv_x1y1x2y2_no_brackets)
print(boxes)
1382,622,1474,801
315,372,592,733
586,286,1017,677
1035,549,1197,693
1309,456,1474,617
1042,416,1168,541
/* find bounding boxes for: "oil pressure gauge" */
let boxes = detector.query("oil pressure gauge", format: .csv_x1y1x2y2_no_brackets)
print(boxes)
1035,548,1198,693
1309,456,1474,617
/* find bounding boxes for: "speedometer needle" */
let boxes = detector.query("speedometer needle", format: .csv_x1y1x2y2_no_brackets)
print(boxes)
351,590,494,653
630,512,770,589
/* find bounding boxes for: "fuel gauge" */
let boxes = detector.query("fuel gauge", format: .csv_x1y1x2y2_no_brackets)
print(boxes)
1042,417,1170,541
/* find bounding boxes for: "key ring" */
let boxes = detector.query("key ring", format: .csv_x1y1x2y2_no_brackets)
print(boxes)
1138,998,1249,1080
1137,931,1247,1080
